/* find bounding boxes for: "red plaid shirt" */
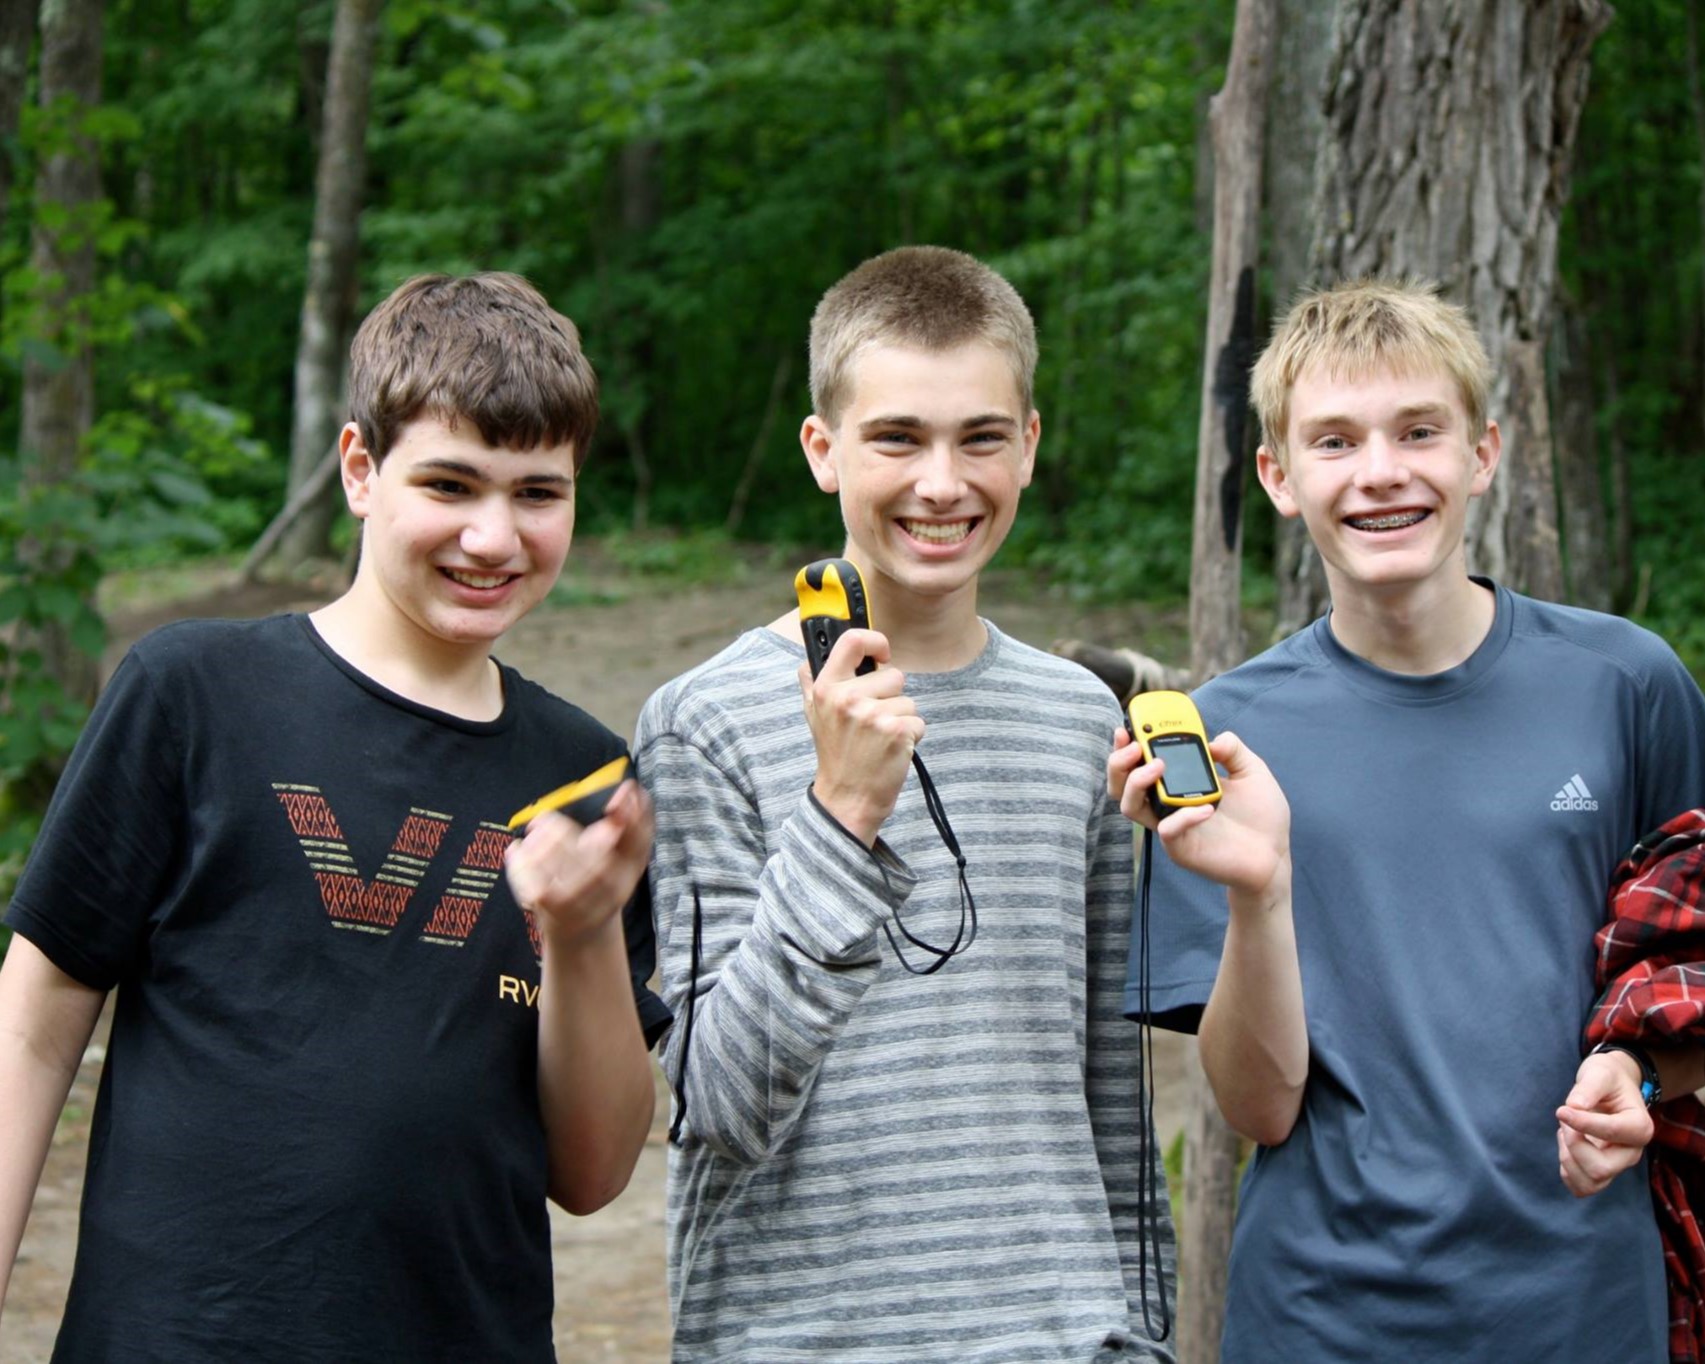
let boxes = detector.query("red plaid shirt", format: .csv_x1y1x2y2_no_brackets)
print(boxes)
1585,809,1705,1363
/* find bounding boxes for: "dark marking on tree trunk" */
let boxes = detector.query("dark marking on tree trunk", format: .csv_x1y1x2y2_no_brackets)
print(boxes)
1212,266,1257,552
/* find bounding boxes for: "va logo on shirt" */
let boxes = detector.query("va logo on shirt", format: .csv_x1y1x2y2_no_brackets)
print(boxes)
271,782,542,960
1551,774,1600,812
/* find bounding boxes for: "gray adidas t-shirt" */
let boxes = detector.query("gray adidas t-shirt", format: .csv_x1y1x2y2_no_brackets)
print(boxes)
1132,582,1705,1362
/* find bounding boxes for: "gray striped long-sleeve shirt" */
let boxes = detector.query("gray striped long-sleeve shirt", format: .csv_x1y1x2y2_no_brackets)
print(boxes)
636,623,1177,1363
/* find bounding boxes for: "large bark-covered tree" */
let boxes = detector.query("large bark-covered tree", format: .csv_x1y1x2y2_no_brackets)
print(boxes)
274,0,384,568
1266,0,1337,640
1177,3,1274,1361
19,0,105,714
1286,0,1611,621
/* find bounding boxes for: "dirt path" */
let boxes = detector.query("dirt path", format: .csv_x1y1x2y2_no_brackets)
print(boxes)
4,545,1192,1362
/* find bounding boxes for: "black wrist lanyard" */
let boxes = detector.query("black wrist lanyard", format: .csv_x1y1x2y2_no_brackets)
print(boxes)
883,749,977,974
670,750,975,1146
1134,825,1173,1342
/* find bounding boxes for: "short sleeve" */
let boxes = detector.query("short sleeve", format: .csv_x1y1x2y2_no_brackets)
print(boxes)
5,646,186,989
623,865,671,1048
622,746,671,1049
1636,642,1705,832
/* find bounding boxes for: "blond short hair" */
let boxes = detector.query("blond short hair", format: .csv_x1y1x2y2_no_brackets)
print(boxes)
1252,278,1491,462
808,246,1037,425
349,272,599,469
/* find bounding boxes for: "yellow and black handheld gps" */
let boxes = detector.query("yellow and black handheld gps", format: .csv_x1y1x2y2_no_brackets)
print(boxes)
1127,690,1223,812
508,755,630,831
795,558,875,680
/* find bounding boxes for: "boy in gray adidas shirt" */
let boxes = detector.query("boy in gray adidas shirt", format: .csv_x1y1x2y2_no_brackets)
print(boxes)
638,247,1175,1362
1110,279,1705,1361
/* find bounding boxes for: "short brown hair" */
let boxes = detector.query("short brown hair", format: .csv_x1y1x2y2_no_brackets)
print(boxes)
808,246,1038,425
1252,278,1491,463
348,272,599,469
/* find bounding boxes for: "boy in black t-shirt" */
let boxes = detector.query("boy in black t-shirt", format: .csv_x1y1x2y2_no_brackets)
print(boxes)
0,273,669,1362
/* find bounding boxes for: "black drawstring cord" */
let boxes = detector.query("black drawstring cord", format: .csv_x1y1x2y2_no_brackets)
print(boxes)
667,884,703,1147
1135,826,1172,1341
882,751,977,975
669,750,976,1145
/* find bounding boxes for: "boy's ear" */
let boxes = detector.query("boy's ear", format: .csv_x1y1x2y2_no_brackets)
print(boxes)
339,422,376,518
1018,409,1040,489
1256,444,1299,518
1468,418,1502,497
800,414,839,494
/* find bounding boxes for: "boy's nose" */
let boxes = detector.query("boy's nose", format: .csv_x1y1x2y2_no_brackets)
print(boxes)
913,443,968,503
461,499,521,561
1355,434,1411,489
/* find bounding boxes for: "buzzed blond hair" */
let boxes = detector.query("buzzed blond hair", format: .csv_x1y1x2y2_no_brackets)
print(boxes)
808,246,1038,426
1252,278,1491,463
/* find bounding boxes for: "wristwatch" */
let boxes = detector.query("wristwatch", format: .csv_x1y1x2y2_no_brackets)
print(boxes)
1591,1041,1663,1108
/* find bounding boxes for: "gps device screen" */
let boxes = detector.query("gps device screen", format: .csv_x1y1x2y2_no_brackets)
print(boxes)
1152,733,1216,798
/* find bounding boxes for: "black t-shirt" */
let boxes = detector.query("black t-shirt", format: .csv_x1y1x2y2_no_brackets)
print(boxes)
6,614,669,1363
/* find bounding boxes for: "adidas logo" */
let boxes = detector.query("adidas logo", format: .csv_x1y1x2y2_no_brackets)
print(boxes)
1551,775,1599,812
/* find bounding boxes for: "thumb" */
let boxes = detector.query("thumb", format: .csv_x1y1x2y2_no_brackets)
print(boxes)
1207,730,1255,776
1565,1064,1616,1112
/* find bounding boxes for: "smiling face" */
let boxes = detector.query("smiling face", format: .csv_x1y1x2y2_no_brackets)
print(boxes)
800,341,1038,617
342,416,576,655
1257,364,1500,607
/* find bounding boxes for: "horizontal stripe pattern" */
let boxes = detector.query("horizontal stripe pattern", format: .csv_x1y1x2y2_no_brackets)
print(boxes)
636,624,1175,1363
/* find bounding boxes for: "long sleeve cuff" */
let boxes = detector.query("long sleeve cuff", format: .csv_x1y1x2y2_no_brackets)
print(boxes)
754,788,918,964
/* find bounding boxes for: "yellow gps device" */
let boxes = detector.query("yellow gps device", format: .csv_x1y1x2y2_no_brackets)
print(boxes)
795,558,875,680
1127,690,1223,811
507,755,629,831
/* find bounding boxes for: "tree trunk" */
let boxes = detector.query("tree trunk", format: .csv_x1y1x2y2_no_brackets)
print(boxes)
0,0,37,248
1267,0,1338,640
724,348,793,535
274,0,385,568
19,0,105,714
1181,4,1275,1361
617,133,659,533
1310,0,1611,601
1550,291,1611,610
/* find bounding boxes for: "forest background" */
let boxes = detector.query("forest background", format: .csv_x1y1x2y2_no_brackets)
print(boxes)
1,0,1701,866
4,3,1701,1357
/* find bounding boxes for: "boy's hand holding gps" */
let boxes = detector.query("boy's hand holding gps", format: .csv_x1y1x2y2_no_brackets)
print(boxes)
1108,724,1291,909
798,627,923,849
505,778,655,946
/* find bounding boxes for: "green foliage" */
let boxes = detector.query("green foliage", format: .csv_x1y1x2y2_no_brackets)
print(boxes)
86,380,273,558
1555,0,1705,671
0,0,1696,664
1628,454,1705,681
0,384,238,808
5,0,1228,598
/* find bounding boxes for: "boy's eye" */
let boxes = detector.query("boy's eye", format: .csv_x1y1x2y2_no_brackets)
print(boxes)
965,430,1007,449
872,430,918,448
1313,434,1350,452
517,486,565,503
426,478,470,495
1404,425,1439,441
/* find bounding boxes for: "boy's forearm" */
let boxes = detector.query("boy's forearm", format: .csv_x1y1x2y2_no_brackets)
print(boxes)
1198,877,1308,1147
535,915,655,1216
640,721,909,1163
0,940,105,1315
